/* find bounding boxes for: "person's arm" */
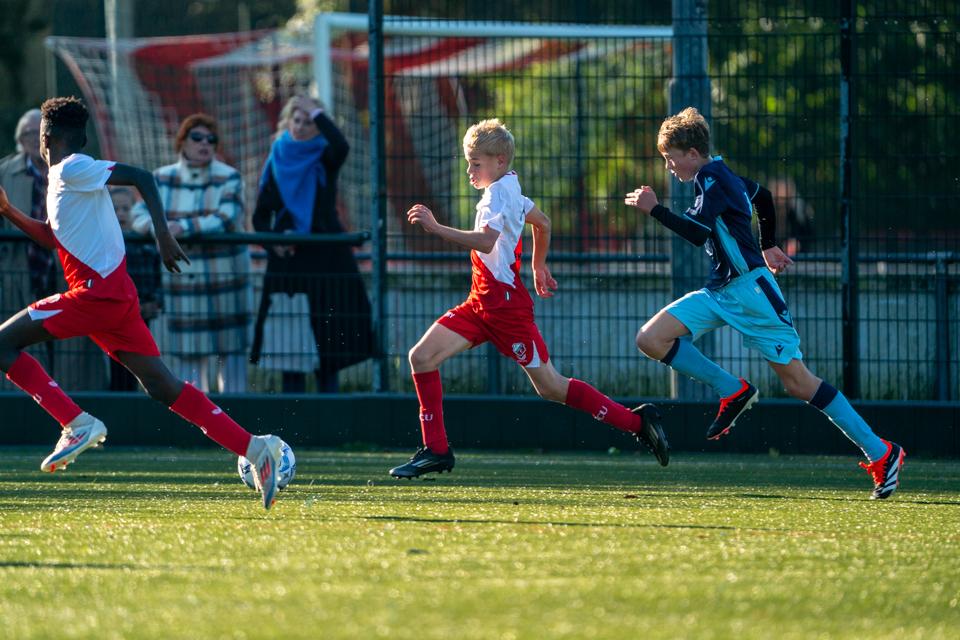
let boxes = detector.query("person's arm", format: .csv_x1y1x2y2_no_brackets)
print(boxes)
744,179,794,274
291,96,349,172
525,205,558,298
624,186,711,246
108,163,190,273
0,184,56,249
407,204,500,253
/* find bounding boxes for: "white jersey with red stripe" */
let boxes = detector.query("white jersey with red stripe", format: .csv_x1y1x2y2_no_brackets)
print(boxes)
467,171,536,310
46,154,125,291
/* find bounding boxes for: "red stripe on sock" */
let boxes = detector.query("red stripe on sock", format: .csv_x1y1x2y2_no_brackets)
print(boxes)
6,352,82,426
413,370,448,453
564,379,640,433
170,383,252,456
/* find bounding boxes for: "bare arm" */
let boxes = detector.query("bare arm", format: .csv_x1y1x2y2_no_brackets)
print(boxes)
525,205,558,298
108,164,190,273
407,204,499,253
0,184,55,249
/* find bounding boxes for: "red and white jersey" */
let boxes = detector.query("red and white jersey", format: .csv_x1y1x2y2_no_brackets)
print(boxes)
468,171,536,310
46,154,126,292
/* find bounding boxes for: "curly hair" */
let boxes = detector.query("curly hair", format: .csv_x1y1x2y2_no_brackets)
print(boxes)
175,113,219,152
463,118,515,164
41,97,89,149
657,107,711,157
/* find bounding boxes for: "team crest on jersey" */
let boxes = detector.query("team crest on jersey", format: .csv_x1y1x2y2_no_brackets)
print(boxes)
512,342,527,361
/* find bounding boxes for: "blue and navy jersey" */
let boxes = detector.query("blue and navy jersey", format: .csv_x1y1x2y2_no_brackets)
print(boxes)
685,157,766,289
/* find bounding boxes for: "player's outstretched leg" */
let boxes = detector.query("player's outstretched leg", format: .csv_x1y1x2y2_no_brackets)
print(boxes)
769,359,904,499
119,351,285,509
525,360,670,465
0,312,108,471
390,324,470,479
637,314,752,439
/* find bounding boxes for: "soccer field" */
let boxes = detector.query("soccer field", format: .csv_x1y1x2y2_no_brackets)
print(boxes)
1,448,958,640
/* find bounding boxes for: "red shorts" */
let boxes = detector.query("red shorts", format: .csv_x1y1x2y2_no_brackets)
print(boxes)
29,288,160,361
436,300,549,367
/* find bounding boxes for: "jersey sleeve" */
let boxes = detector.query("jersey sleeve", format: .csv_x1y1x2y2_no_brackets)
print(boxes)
523,196,536,214
682,171,722,233
477,183,506,232
61,157,116,192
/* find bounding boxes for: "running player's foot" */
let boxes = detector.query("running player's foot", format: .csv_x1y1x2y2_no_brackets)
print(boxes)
633,403,669,466
389,446,455,479
859,440,905,500
706,379,759,440
249,435,283,509
41,413,107,472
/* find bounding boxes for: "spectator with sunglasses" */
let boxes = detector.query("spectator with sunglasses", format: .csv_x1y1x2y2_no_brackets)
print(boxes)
130,114,253,394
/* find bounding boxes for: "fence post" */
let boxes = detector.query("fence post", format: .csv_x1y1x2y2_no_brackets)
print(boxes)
935,253,951,401
840,0,860,399
669,0,712,399
369,0,389,392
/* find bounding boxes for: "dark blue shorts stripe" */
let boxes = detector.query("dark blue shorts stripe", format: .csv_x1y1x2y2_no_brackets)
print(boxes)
756,275,793,327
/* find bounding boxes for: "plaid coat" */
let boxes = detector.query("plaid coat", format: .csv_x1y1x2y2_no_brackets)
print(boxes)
130,159,253,357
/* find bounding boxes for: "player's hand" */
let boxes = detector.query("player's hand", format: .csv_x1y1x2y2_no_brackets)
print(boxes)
624,186,659,214
156,231,191,274
533,265,558,298
407,204,440,234
763,246,794,275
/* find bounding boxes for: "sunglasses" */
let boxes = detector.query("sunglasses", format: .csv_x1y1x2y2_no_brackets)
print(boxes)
188,131,218,144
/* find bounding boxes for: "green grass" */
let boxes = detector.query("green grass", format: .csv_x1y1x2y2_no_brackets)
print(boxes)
1,448,958,640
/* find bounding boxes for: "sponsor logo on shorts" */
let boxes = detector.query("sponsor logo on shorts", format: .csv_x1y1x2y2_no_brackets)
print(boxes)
595,405,608,422
775,344,785,356
512,342,527,361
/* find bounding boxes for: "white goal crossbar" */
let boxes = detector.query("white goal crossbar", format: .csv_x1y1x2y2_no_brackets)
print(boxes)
313,12,673,115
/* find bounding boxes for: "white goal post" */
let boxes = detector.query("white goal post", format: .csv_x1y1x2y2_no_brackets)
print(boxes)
314,12,673,116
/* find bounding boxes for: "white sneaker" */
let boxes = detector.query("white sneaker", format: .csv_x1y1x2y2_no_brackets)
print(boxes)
40,413,107,472
248,435,282,510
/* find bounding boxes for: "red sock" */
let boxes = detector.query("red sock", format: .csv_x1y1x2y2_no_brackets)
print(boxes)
413,370,448,453
6,352,82,426
564,379,641,433
170,383,252,456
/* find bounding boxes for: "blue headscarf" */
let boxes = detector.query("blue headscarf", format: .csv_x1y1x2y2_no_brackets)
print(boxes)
261,130,328,234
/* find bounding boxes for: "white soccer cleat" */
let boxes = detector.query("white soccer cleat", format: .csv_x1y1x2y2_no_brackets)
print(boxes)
40,413,107,472
249,435,283,510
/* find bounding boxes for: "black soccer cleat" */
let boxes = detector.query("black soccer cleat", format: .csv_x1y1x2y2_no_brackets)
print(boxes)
633,403,669,466
860,440,905,500
706,379,759,440
389,446,455,479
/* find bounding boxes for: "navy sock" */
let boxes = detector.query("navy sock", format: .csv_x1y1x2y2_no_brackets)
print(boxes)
660,338,742,398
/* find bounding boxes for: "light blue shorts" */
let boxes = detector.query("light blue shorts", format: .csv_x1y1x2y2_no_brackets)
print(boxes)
664,267,802,364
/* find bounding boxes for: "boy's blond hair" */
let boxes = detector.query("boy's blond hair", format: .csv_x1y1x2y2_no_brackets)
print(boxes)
657,107,711,157
463,118,515,164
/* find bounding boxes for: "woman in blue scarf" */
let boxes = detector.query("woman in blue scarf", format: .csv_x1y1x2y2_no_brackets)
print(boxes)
251,95,373,393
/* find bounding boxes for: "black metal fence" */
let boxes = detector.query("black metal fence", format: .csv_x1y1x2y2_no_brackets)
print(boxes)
11,0,958,401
